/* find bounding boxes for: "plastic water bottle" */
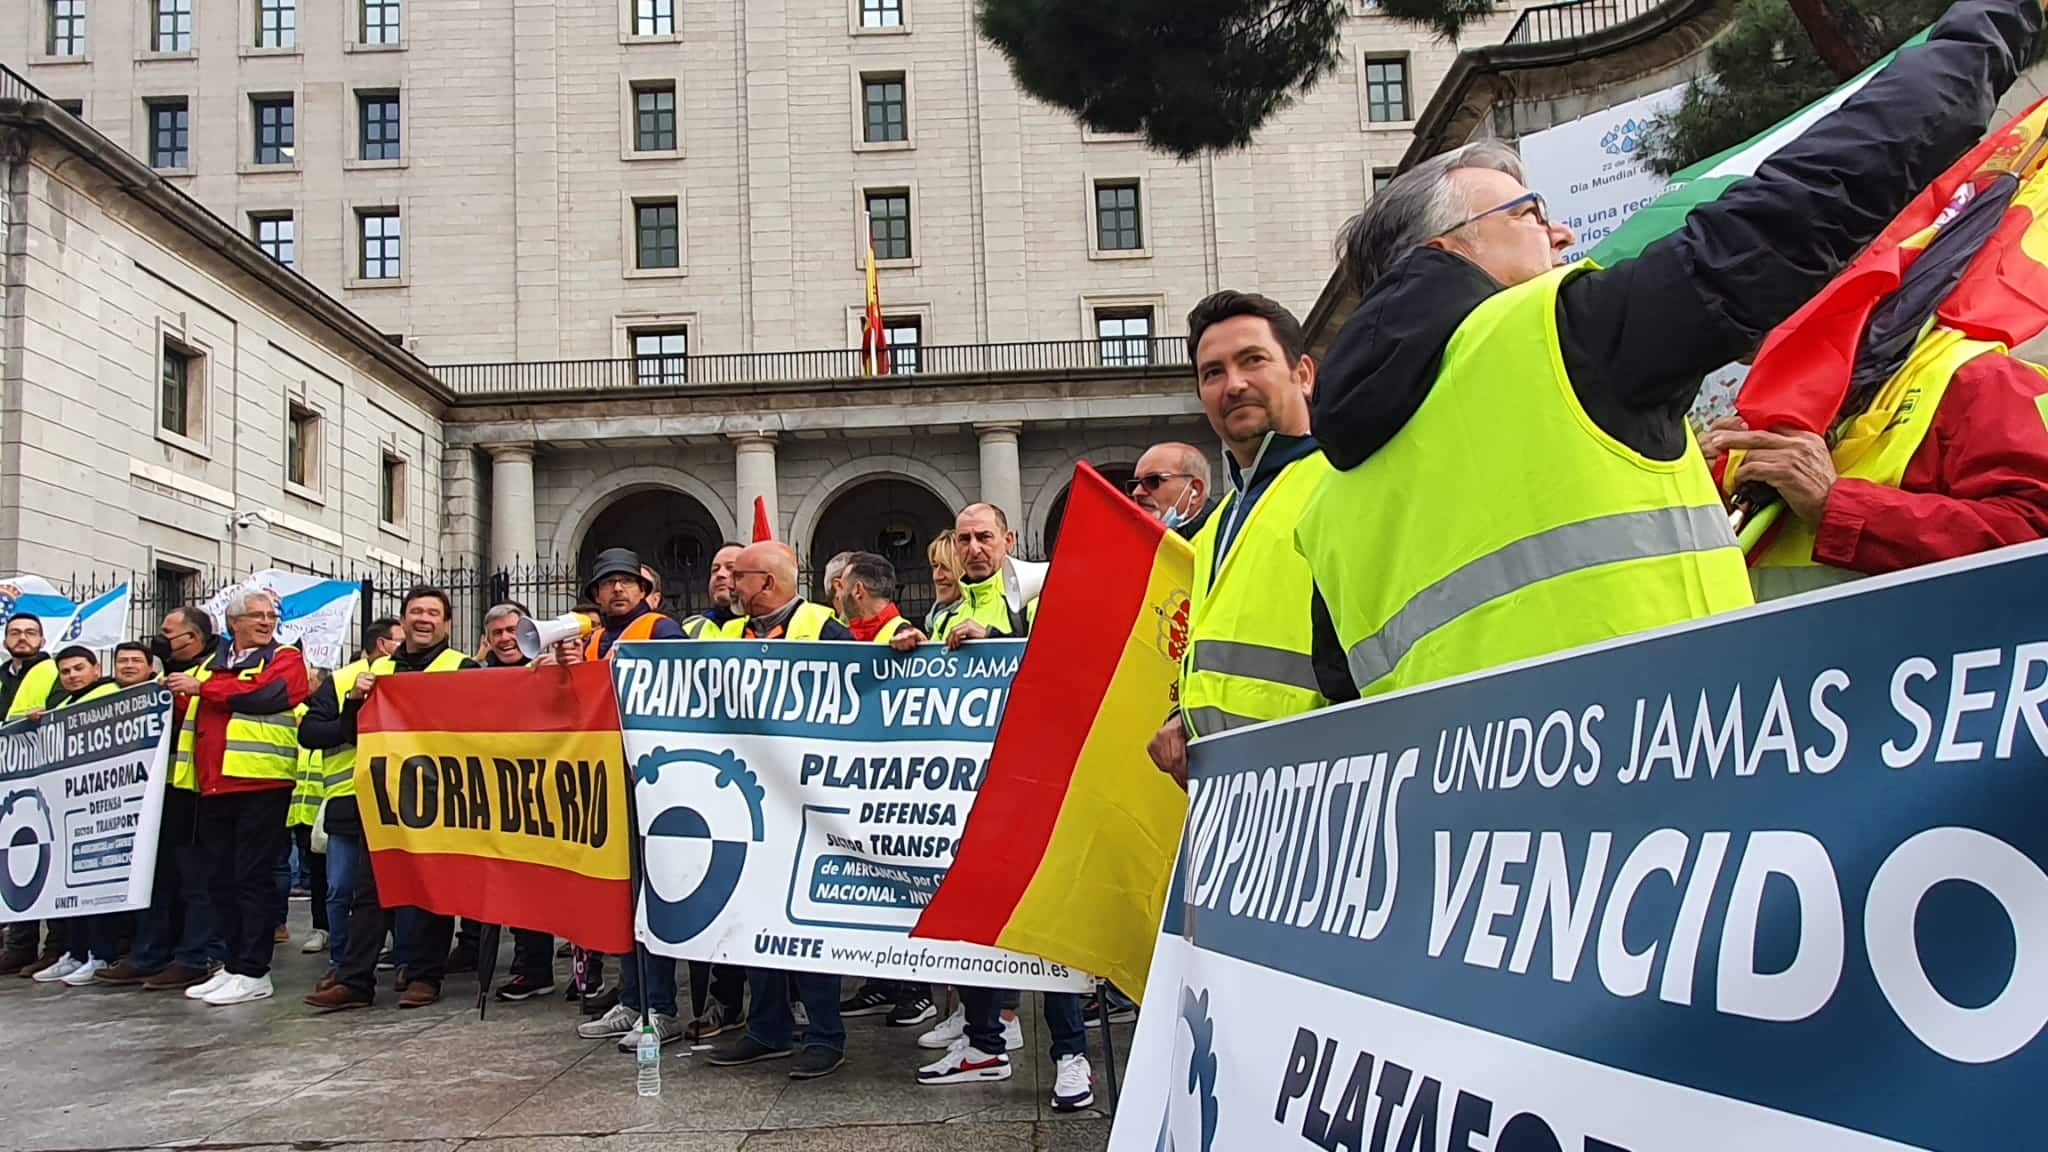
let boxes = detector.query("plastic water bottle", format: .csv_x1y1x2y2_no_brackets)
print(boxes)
635,1024,661,1097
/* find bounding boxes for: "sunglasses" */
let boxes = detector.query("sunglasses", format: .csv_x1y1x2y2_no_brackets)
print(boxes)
1130,471,1193,493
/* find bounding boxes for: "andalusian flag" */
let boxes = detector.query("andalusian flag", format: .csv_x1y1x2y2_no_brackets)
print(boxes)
915,464,1192,1000
357,661,635,952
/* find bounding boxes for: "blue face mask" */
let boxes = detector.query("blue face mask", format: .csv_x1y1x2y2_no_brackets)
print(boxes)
1158,485,1200,531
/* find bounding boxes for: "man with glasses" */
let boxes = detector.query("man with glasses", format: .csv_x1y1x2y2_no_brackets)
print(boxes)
1130,442,1215,538
1299,0,2042,703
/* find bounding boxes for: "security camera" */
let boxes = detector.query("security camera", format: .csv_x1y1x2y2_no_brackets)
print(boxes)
232,509,274,531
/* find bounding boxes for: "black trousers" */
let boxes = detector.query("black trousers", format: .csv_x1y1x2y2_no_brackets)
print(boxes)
690,960,747,1016
457,918,554,984
196,788,290,978
335,838,453,995
292,824,327,932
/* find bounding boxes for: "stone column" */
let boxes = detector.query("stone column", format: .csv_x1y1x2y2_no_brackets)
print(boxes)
732,432,779,542
975,422,1024,527
486,443,537,572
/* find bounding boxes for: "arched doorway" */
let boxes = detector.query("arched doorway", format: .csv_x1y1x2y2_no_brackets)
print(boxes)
577,488,721,618
808,477,954,619
1041,463,1136,556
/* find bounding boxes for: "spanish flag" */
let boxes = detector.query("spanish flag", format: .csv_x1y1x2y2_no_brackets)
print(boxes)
914,464,1191,1000
357,662,635,953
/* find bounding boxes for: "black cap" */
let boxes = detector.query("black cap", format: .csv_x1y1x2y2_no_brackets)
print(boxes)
585,548,653,599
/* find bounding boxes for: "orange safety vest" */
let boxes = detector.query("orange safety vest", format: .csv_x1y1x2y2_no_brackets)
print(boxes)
584,611,665,662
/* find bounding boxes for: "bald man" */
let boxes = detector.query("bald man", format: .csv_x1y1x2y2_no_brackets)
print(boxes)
1131,442,1215,538
730,542,854,642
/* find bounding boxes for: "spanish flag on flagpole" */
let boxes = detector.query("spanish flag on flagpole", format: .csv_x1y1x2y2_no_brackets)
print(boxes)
914,463,1191,1000
859,212,891,377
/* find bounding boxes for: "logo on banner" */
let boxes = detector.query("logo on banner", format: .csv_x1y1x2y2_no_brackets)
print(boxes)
636,747,766,944
1600,117,1648,156
1153,984,1220,1152
0,789,54,913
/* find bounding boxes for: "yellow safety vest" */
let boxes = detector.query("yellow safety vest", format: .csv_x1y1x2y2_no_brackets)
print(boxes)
287,702,323,827
58,681,121,707
1183,451,1334,737
3,659,58,721
1297,263,1753,700
170,646,304,791
745,601,838,641
321,649,469,799
871,615,909,644
1746,330,2021,600
681,614,746,639
935,569,1025,642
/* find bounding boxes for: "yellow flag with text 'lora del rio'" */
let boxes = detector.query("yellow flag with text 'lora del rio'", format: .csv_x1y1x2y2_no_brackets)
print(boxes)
913,463,1191,1000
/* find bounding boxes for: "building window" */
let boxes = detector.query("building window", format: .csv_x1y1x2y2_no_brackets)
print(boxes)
379,454,405,526
358,209,401,279
360,0,399,43
631,328,688,387
633,83,676,152
359,92,400,160
633,0,673,36
147,98,189,169
1096,308,1153,367
862,74,906,144
252,97,294,165
860,0,902,27
866,190,911,261
46,0,86,55
286,404,318,489
1372,167,1397,194
884,317,922,375
1365,57,1410,123
161,339,196,436
256,0,294,47
153,0,191,51
1094,181,1143,252
154,562,194,607
54,99,83,118
634,199,680,270
251,212,294,267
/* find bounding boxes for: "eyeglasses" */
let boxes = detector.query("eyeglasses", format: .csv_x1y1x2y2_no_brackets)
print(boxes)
730,569,769,579
238,612,279,622
1433,191,1549,240
1130,472,1194,493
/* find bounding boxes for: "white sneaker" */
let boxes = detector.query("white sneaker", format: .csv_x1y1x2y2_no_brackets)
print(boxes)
60,958,107,986
918,1004,967,1049
916,1037,1012,1084
577,1002,641,1040
299,929,329,954
1003,1014,1024,1051
184,967,232,1000
1051,1054,1094,1112
32,954,82,983
203,973,275,1006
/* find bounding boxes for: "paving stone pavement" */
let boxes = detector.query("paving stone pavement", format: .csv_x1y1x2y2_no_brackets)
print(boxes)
0,903,1129,1152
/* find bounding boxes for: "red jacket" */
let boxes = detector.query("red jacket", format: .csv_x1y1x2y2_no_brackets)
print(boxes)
185,641,311,796
1814,352,2048,573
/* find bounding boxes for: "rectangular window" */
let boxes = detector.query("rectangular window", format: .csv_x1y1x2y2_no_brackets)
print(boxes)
1372,167,1397,194
1094,180,1142,252
358,209,401,279
54,99,83,118
360,0,399,43
633,83,676,152
1096,308,1153,367
866,190,911,262
47,0,86,55
153,0,191,51
883,317,922,375
1365,57,1410,123
257,0,295,47
147,98,189,169
379,454,404,526
154,562,194,608
631,328,688,387
634,199,680,270
860,0,902,28
633,0,673,36
252,97,294,165
286,404,317,489
251,212,294,268
359,92,400,160
862,74,906,144
160,340,194,436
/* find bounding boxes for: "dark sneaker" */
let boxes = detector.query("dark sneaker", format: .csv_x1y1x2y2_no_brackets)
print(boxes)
444,943,478,975
1083,995,1137,1026
375,948,396,972
707,1034,794,1067
839,984,894,1017
494,975,556,1002
789,1045,845,1080
887,995,938,1028
579,984,620,1015
685,1000,741,1042
94,959,160,986
304,983,373,1012
141,962,211,991
555,940,573,958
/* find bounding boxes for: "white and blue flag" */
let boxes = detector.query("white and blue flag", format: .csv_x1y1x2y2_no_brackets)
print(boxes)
202,569,361,668
0,576,131,651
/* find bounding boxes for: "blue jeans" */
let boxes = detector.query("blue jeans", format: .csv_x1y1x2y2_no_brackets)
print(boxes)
618,945,678,1016
130,788,213,970
323,833,365,968
965,988,1086,1059
746,969,846,1055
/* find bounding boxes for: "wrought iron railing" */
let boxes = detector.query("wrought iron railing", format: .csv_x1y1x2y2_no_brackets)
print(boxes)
1504,0,1664,45
0,63,52,104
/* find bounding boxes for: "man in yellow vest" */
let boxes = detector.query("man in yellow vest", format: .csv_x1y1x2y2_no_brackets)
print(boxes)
729,542,854,643
836,552,924,651
1147,291,1333,787
681,543,747,638
934,505,1031,648
0,611,64,976
23,647,129,986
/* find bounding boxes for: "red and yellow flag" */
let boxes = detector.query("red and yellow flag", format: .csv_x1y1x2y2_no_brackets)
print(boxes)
859,217,891,377
357,661,634,953
914,464,1191,999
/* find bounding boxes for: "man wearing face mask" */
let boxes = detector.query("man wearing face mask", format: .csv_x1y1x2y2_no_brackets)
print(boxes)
1146,292,1334,789
1131,442,1215,539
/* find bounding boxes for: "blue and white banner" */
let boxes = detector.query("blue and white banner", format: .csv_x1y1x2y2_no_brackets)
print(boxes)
1114,542,2048,1152
0,685,173,924
0,577,130,651
203,569,360,668
614,639,1091,992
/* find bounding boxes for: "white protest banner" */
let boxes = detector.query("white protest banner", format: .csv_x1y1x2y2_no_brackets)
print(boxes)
1113,541,2048,1152
614,638,1091,992
203,570,361,669
1519,84,1686,263
0,684,173,923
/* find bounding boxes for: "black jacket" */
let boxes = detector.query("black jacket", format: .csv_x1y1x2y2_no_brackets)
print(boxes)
0,653,49,716
300,639,480,834
1308,0,2042,704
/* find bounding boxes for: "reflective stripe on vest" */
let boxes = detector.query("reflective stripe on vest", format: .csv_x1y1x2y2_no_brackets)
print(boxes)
287,702,322,826
171,646,304,787
586,611,663,661
937,570,1022,642
747,601,837,641
682,614,746,639
1182,453,1332,738
322,649,470,798
1297,263,1752,700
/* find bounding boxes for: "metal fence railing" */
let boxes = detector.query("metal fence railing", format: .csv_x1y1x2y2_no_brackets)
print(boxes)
1504,0,1664,45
